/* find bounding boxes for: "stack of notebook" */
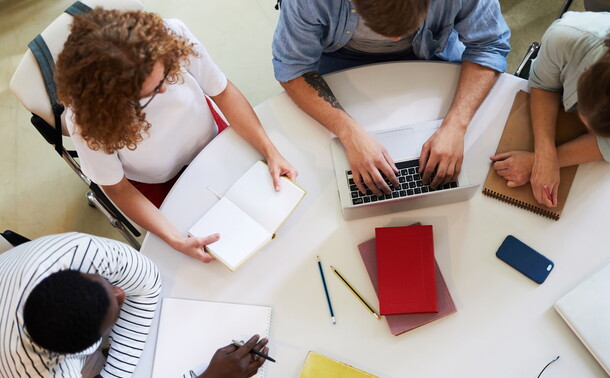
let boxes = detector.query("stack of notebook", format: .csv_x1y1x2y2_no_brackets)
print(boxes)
358,224,456,336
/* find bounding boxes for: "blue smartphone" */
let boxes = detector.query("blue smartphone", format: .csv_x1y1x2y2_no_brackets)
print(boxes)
495,235,554,284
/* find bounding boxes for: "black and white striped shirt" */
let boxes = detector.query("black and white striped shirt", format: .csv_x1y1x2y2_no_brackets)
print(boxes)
0,232,162,378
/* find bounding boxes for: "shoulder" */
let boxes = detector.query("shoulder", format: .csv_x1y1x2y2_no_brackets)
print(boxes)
542,12,610,51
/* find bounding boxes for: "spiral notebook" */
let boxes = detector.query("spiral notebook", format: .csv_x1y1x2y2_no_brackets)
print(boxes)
482,90,587,220
152,298,272,378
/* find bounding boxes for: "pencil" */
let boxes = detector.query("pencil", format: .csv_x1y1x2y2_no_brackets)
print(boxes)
543,186,554,205
317,256,336,324
330,265,381,320
232,339,276,363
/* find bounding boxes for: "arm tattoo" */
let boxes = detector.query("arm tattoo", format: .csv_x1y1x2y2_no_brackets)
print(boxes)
303,72,345,111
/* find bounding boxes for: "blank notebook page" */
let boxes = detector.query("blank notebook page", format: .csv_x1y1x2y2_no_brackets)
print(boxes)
225,161,305,233
152,298,272,378
189,197,270,269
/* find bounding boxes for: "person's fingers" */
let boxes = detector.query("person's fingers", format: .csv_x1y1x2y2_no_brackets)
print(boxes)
418,143,431,175
421,157,437,186
378,158,399,189
269,168,281,192
197,252,215,263
252,338,268,353
551,184,558,207
441,161,455,185
507,180,518,187
429,160,446,188
198,233,220,246
490,152,512,161
492,159,508,171
368,168,392,194
218,344,238,354
247,346,268,375
452,158,463,183
382,150,399,174
352,170,367,195
286,167,298,180
234,335,259,358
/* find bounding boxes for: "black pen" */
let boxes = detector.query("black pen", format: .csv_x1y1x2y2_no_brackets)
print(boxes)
232,339,276,363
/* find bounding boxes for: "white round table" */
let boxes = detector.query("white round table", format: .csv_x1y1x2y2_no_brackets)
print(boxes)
134,61,610,378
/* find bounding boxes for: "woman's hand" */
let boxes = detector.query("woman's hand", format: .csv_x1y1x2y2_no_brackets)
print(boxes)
530,150,560,207
266,153,298,191
171,233,220,263
490,151,535,187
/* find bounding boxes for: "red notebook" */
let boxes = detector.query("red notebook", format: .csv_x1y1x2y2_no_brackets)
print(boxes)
358,238,456,336
375,226,437,315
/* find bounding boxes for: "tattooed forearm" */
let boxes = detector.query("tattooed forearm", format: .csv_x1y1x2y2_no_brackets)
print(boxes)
303,72,345,111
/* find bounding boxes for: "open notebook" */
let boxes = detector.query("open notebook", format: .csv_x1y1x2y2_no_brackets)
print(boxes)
482,90,587,220
152,298,272,378
189,161,305,271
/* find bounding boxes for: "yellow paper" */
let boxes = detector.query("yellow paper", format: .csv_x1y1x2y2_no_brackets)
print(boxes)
299,351,378,378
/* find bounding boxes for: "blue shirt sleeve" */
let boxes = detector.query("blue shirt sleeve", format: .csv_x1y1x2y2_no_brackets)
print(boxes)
454,0,510,72
272,0,327,82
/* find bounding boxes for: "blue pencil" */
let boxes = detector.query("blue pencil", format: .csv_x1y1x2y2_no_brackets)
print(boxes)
317,256,336,324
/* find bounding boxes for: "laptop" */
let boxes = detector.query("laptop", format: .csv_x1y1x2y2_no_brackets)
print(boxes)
330,119,479,220
554,261,610,375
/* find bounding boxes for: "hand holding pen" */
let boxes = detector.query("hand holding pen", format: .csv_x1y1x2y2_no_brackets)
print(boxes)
196,335,269,378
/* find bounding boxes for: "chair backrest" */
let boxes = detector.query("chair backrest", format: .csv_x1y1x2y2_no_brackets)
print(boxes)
9,0,144,134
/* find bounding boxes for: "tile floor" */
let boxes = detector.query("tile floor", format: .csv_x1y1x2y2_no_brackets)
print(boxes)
0,0,585,244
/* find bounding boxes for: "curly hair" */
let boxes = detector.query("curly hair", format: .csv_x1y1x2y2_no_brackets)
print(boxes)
23,270,110,354
56,8,197,154
577,37,610,137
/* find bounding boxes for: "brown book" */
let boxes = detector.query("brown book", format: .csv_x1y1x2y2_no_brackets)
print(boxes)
482,90,587,220
358,237,456,336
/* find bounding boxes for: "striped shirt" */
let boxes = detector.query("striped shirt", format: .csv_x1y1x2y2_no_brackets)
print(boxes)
0,233,162,378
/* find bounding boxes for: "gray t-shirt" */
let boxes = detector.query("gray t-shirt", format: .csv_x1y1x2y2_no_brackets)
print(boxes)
528,11,610,160
344,16,414,54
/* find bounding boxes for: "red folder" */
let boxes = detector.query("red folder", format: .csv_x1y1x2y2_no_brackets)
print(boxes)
375,226,437,315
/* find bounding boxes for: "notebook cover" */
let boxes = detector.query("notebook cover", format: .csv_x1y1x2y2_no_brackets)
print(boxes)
359,237,456,336
375,225,437,315
482,90,587,220
299,351,378,378
554,262,610,375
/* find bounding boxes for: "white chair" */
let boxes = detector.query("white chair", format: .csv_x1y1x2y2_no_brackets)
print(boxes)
10,0,145,249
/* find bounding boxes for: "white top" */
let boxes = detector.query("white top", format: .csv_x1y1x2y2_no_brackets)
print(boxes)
0,233,162,378
66,19,228,185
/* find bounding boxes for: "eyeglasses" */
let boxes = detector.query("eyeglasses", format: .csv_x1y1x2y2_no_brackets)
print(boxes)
139,64,171,110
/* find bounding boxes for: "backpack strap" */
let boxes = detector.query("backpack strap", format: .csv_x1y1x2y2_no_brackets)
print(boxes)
64,1,92,17
26,1,92,154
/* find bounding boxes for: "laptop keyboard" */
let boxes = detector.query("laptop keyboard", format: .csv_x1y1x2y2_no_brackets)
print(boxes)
346,159,458,205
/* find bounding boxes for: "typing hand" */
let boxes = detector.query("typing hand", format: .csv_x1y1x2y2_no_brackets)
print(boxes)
199,335,268,378
344,129,399,196
530,151,560,207
266,153,298,192
419,125,464,188
175,234,220,263
490,151,534,187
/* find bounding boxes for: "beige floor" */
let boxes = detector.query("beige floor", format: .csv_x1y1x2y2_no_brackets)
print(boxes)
0,0,585,244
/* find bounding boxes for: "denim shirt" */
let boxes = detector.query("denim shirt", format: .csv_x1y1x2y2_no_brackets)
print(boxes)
272,0,511,82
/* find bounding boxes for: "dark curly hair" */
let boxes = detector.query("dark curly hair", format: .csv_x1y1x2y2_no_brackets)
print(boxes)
56,7,197,153
23,270,110,354
577,37,610,137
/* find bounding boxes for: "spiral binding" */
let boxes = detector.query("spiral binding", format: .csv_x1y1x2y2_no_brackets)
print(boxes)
482,189,560,221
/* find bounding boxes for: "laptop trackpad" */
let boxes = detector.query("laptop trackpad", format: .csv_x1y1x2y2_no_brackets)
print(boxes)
371,119,442,161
